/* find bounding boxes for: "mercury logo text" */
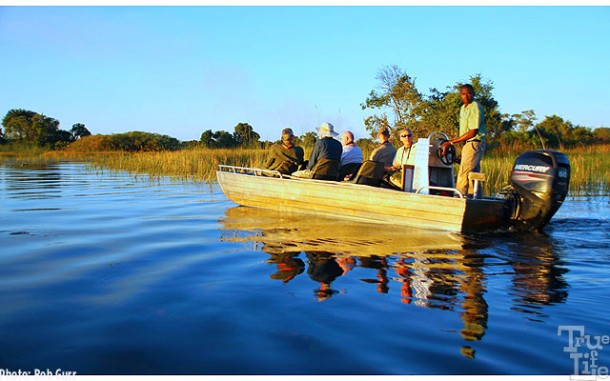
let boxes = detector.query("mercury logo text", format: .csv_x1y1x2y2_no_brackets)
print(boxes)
514,164,551,173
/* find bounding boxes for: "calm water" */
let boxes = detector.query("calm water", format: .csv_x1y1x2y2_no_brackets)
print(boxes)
1,162,609,375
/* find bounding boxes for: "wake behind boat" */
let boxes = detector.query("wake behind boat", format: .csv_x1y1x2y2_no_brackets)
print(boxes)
217,134,570,233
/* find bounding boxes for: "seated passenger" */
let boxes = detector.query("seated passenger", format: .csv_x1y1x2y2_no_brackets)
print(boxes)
263,128,304,175
369,126,397,169
338,130,362,180
292,122,342,179
392,128,416,168
389,128,417,188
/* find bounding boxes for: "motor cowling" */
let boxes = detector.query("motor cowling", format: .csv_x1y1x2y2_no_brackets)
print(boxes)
509,150,570,230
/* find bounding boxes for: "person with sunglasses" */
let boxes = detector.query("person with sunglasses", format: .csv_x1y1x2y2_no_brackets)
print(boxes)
388,128,416,188
392,128,416,169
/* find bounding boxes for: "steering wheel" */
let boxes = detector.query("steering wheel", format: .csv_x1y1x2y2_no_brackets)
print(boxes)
437,139,456,166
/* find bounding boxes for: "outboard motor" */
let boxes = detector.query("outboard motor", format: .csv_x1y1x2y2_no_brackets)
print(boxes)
508,150,570,231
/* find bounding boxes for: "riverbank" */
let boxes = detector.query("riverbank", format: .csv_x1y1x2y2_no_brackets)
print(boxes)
2,144,608,196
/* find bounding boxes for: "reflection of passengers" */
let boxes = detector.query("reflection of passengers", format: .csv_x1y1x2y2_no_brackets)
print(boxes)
267,253,305,283
358,256,389,294
394,258,413,304
263,128,304,174
306,252,344,301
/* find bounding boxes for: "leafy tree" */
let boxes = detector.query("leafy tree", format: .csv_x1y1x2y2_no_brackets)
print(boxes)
1,109,73,147
424,74,502,140
536,115,573,149
417,87,461,137
1,108,74,148
362,69,502,142
200,130,215,147
593,127,610,144
52,130,74,150
32,113,62,147
512,109,537,132
299,131,317,149
506,110,548,149
528,115,596,149
70,123,91,140
215,130,237,148
361,65,423,137
200,129,239,148
233,122,260,147
182,140,201,149
2,109,37,140
570,126,593,147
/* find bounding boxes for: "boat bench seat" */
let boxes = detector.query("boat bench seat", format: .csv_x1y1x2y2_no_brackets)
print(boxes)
310,158,340,181
351,160,386,187
338,162,362,181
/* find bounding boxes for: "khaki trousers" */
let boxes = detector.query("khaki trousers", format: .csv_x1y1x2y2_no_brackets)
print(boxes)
456,141,485,196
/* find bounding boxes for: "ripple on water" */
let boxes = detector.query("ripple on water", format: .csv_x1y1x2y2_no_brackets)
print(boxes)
1,163,609,374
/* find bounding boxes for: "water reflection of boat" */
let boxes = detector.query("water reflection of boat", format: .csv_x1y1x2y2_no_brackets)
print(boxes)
218,206,569,358
220,205,464,256
496,234,570,316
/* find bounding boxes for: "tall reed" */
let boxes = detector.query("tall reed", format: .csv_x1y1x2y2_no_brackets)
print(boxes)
482,145,610,196
11,144,610,196
56,148,269,181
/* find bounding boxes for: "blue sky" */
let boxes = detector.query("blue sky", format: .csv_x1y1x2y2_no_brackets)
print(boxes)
1,6,609,142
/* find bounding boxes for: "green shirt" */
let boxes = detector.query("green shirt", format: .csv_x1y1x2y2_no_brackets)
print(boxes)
459,100,486,142
264,143,304,173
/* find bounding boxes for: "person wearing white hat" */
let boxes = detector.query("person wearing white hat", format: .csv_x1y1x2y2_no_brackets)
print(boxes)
306,122,342,171
292,122,342,178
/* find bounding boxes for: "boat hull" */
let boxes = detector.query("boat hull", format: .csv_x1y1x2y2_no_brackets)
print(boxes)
217,169,507,233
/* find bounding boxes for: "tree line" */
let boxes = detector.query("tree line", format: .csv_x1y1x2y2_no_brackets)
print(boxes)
361,65,610,150
1,109,92,149
2,67,609,152
0,109,264,152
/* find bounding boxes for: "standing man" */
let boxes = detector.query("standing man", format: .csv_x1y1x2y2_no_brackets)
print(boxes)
441,84,486,197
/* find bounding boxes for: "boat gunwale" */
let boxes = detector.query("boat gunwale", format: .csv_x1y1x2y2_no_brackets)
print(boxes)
217,165,506,205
